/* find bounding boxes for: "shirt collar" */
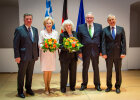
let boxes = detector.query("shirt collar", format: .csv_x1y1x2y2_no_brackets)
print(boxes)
87,23,93,27
110,25,116,29
25,25,31,29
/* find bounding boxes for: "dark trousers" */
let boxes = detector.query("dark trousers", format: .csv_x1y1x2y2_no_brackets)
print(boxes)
82,54,100,86
60,59,77,90
106,57,122,89
17,60,35,93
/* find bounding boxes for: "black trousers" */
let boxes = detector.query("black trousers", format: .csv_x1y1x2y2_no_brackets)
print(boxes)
60,58,77,90
17,60,35,93
82,55,100,86
106,57,122,89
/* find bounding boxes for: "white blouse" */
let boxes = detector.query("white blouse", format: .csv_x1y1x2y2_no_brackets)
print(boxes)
38,29,59,48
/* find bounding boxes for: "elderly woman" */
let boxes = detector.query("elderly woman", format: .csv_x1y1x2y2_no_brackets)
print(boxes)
38,17,59,94
59,19,79,93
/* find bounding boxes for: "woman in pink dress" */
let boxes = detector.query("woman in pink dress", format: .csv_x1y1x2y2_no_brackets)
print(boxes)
38,17,59,94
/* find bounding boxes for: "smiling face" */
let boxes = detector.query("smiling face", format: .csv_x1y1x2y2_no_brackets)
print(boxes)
45,19,53,30
65,24,72,33
86,14,94,24
24,15,32,27
107,16,116,27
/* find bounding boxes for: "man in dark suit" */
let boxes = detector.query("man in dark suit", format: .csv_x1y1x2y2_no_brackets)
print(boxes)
102,14,126,93
78,12,102,91
13,13,39,98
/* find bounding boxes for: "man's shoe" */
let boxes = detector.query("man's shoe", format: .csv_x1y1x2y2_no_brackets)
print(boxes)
116,88,120,94
70,87,75,91
105,88,112,92
80,85,87,91
26,89,35,96
61,88,66,93
18,93,25,98
95,85,102,91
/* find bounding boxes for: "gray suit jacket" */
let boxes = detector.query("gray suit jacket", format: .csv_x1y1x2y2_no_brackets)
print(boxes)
78,23,102,57
13,25,39,61
102,26,126,58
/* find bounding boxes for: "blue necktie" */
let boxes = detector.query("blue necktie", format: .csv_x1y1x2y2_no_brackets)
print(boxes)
28,27,33,42
112,27,115,40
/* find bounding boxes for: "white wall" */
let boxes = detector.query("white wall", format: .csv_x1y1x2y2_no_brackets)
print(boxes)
0,0,140,73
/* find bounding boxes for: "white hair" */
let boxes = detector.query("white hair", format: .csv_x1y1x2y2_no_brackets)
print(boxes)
85,12,94,18
107,14,116,20
62,19,74,31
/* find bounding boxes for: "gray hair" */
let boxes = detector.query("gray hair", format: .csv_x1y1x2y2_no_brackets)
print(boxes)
85,12,94,18
43,17,54,27
62,19,74,31
24,13,33,19
107,14,116,20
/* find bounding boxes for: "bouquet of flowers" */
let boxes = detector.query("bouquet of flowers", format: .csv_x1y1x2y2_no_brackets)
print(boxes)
63,37,83,53
42,38,60,52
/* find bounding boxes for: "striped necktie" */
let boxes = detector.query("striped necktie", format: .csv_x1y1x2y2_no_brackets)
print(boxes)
28,27,33,42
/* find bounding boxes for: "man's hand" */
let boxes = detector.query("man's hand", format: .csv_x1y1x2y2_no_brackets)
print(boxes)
78,53,82,58
100,53,102,56
15,57,21,64
102,55,107,59
35,57,39,61
120,54,125,59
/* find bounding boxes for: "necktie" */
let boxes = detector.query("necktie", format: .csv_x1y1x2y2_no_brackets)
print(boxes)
112,27,115,40
89,25,92,38
28,27,33,42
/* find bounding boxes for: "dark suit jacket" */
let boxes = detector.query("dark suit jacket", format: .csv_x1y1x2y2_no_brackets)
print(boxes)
59,31,78,62
13,25,39,61
102,26,126,58
78,23,102,57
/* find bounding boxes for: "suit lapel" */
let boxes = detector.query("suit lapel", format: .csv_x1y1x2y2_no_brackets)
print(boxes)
107,26,114,40
32,27,35,42
92,23,97,39
115,26,120,39
84,23,91,38
23,25,33,42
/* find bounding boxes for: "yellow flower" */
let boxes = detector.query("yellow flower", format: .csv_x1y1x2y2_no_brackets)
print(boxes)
49,41,52,45
45,40,47,43
70,40,73,43
76,44,79,46
65,42,69,45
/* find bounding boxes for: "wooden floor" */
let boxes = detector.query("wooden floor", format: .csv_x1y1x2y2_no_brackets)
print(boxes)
0,70,140,100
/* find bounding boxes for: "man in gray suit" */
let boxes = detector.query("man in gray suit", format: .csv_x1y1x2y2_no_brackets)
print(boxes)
78,12,102,91
13,13,39,98
102,14,126,93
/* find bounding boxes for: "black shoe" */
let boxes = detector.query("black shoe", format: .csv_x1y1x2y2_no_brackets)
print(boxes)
61,88,66,93
70,87,75,91
116,88,120,94
26,89,35,96
18,93,25,98
95,85,102,91
105,88,112,92
80,85,87,91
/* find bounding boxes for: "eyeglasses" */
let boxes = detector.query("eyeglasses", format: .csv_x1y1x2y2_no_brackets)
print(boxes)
86,17,94,20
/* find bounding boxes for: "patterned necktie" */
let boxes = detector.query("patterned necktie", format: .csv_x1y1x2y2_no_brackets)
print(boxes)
89,25,92,38
28,27,33,42
112,27,115,40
